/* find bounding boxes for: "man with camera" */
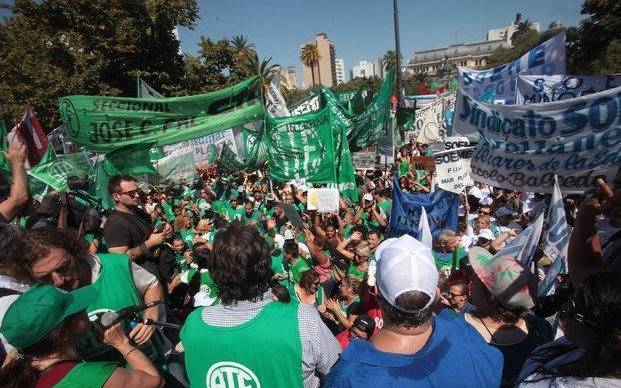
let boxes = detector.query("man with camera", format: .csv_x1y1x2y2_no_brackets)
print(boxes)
104,175,173,280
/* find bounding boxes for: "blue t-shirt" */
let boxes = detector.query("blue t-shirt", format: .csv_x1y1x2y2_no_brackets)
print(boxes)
324,310,503,388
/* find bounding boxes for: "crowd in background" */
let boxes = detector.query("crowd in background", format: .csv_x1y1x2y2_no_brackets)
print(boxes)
0,140,619,387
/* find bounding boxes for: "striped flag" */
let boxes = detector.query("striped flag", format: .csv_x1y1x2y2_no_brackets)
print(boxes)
7,108,48,168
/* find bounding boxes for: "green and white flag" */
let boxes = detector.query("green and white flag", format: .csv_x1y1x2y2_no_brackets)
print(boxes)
59,76,264,153
266,106,357,201
137,78,164,99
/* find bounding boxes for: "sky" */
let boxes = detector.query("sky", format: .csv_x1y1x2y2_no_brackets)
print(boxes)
178,0,585,85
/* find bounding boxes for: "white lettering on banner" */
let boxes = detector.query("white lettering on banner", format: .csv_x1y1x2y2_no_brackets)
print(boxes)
266,78,291,118
458,33,566,103
351,152,376,170
162,129,236,165
516,74,621,104
291,96,320,115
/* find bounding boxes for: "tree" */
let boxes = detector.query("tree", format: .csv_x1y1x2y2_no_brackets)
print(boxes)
300,43,321,86
511,20,536,43
229,34,256,82
381,50,398,74
0,0,199,129
244,55,279,96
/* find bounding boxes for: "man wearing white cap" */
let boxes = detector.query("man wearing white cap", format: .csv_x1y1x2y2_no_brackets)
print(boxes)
325,235,503,387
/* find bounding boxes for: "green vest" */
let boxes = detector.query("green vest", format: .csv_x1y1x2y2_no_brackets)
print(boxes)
181,268,220,306
77,254,166,369
285,257,311,285
347,263,367,280
181,302,304,388
54,361,117,388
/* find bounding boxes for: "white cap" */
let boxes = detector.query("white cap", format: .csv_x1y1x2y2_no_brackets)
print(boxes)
477,228,495,241
283,229,295,240
375,235,438,312
238,186,245,193
362,193,373,202
274,234,285,249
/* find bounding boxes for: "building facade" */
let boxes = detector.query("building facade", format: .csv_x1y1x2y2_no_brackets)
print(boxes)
300,32,337,87
351,60,376,79
335,58,345,84
406,13,540,76
282,66,298,89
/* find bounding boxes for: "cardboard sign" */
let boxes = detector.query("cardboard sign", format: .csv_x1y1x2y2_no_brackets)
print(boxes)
307,188,339,212
351,152,376,170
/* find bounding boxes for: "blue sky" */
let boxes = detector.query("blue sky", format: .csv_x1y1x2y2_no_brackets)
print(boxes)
179,0,585,84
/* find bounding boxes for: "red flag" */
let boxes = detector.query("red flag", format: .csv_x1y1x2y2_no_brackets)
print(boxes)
8,108,48,168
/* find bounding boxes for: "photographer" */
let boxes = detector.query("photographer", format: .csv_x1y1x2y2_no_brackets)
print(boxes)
0,284,161,388
354,193,387,230
0,143,28,224
104,175,173,278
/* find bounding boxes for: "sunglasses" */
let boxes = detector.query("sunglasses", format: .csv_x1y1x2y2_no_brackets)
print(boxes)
117,189,141,198
478,210,491,215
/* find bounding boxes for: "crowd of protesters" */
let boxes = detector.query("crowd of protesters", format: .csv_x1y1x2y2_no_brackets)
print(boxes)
0,140,619,387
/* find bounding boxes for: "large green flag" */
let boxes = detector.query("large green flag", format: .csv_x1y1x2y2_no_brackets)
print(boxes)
94,160,115,210
347,70,394,152
265,106,357,201
59,77,265,153
0,119,9,177
104,143,157,176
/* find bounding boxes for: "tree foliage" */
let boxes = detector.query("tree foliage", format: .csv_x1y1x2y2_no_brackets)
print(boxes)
0,0,198,129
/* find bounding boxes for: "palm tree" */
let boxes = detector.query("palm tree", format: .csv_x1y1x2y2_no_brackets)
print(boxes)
244,55,280,95
230,35,256,62
511,20,536,42
382,50,398,72
300,43,321,86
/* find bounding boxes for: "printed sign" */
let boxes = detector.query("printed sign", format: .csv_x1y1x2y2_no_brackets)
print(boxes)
163,129,237,165
351,151,376,170
307,188,340,212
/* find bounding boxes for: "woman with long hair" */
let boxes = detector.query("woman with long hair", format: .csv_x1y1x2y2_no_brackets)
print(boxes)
0,284,160,388
290,269,326,313
465,248,554,387
520,272,621,387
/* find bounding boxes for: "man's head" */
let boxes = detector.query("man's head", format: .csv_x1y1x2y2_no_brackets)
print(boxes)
210,221,271,305
367,230,381,251
475,215,491,232
375,235,438,328
108,175,141,207
436,229,459,253
349,314,376,340
172,234,186,253
445,270,471,311
0,224,32,283
21,227,86,291
283,240,299,262
245,200,255,214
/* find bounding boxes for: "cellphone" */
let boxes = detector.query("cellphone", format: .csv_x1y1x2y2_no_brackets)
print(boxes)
153,225,165,233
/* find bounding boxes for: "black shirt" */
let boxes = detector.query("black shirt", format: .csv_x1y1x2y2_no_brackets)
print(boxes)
103,207,151,249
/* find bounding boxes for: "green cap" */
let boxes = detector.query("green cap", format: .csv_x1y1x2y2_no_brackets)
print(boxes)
0,284,98,350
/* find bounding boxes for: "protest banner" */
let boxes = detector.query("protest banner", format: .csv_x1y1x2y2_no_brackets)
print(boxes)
290,95,320,115
415,98,444,144
163,129,238,165
28,149,94,192
434,153,473,194
378,135,394,157
137,78,164,98
351,152,376,170
59,76,264,153
266,76,291,118
516,74,621,104
387,177,460,239
266,105,358,201
454,86,621,192
307,188,339,212
458,33,566,103
154,148,197,183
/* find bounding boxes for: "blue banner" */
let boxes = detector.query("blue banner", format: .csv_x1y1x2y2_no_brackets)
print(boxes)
387,178,460,239
458,33,566,104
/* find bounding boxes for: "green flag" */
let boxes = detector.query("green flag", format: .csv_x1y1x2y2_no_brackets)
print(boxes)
59,76,265,153
347,70,394,152
94,160,115,210
104,143,157,176
0,119,9,177
266,106,357,201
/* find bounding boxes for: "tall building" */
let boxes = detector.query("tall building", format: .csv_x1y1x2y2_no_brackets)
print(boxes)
376,58,386,79
281,66,298,89
300,32,337,88
335,58,345,84
406,13,540,76
487,13,541,44
351,60,376,79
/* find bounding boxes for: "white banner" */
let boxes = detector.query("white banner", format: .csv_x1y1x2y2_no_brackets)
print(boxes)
137,78,164,98
454,86,621,193
163,129,237,165
458,33,566,104
154,148,197,183
266,77,291,117
516,74,621,104
291,95,320,115
415,99,444,144
307,188,339,212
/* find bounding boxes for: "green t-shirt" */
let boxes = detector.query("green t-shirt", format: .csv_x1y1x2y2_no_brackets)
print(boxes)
180,229,195,247
432,246,467,276
54,361,117,388
347,263,367,280
180,268,220,306
271,253,288,286
399,160,410,177
342,225,354,239
285,257,311,285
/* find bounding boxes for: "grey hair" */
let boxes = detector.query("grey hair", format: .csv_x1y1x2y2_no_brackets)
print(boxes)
438,229,456,245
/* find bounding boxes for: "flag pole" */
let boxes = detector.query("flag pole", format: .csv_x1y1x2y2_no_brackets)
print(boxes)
393,0,402,106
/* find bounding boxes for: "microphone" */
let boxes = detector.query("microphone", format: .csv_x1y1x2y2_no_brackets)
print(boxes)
99,301,162,328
